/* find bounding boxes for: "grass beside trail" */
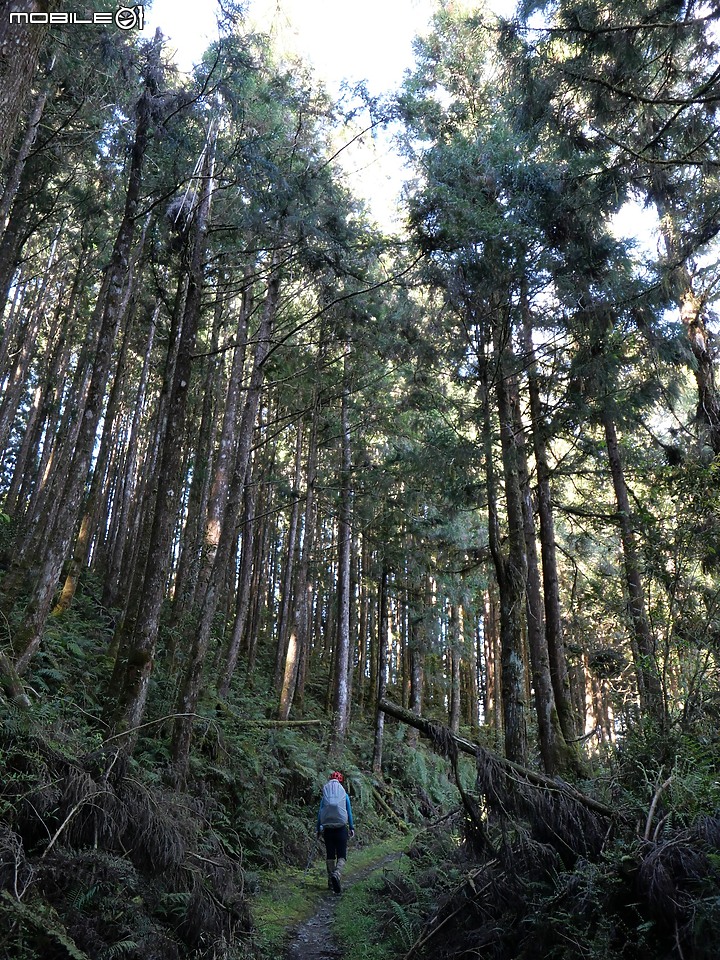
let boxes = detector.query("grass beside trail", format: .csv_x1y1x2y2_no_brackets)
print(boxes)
252,834,410,958
334,851,415,960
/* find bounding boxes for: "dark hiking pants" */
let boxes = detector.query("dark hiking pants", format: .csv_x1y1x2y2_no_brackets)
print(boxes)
322,825,348,862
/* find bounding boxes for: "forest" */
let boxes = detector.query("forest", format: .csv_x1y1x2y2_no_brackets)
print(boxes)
0,0,719,958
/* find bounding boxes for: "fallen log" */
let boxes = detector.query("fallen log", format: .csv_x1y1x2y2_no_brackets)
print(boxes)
378,697,618,821
372,786,411,832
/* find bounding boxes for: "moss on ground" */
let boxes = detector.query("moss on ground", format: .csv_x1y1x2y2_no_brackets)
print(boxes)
334,850,417,960
252,835,411,958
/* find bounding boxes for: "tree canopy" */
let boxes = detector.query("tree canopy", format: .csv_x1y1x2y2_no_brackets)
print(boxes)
0,2,719,958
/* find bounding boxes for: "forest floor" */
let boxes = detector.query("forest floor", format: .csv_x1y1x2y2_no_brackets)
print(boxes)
285,851,404,960
254,838,408,960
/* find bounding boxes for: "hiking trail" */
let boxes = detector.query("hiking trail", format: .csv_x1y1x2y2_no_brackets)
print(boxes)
285,853,401,960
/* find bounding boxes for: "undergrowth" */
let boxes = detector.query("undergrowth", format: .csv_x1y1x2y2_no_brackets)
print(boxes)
335,851,419,960
4,578,719,960
351,730,720,960
0,581,448,960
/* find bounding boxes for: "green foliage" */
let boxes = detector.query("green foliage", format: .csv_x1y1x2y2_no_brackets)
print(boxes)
614,726,720,828
0,890,92,960
335,871,407,960
0,695,252,960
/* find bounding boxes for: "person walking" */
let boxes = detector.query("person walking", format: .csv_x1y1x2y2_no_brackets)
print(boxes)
317,771,355,893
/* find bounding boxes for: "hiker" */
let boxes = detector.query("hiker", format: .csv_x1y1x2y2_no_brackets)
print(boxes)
317,771,355,893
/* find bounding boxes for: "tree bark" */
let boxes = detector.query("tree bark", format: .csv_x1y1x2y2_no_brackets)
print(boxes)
5,60,158,676
513,385,581,775
217,467,259,698
331,343,353,748
273,420,304,693
193,273,253,608
103,305,158,609
652,177,720,456
449,605,462,735
0,1,58,169
602,410,665,726
170,286,225,620
483,321,528,765
0,78,51,242
111,115,217,747
55,222,149,612
3,263,74,518
355,536,370,714
279,397,319,720
520,298,577,742
378,698,617,821
372,562,390,775
0,229,62,455
170,259,281,776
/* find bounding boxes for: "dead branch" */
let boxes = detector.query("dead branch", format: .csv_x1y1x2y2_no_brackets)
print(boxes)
644,774,673,841
378,698,619,822
403,863,499,960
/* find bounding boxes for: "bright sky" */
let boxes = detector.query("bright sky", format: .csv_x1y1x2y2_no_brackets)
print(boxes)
146,0,517,83
143,0,517,229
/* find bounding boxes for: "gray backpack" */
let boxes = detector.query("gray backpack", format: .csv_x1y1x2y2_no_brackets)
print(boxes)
320,779,348,828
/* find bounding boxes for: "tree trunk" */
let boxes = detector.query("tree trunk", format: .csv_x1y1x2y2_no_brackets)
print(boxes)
171,287,225,619
356,537,370,713
0,191,30,320
652,179,720,456
484,322,528,765
449,605,462,735
408,639,424,750
4,266,74,518
378,698,617,821
111,115,217,747
516,386,581,774
218,468,259,698
273,420,304,693
55,223,149,612
0,229,62,455
372,562,390,775
193,273,252,608
0,1,58,169
346,528,360,717
331,344,353,749
521,298,577,741
484,582,503,749
6,63,158,677
103,305,158,609
404,561,426,749
0,79,51,241
602,410,665,726
247,474,271,677
278,397,319,720
170,261,281,777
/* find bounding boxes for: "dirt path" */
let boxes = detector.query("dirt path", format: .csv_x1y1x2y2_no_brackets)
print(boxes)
285,854,401,960
286,894,341,960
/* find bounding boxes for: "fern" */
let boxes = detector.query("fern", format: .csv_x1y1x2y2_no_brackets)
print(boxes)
104,939,139,958
389,901,417,949
66,882,100,910
0,891,91,960
158,891,191,920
